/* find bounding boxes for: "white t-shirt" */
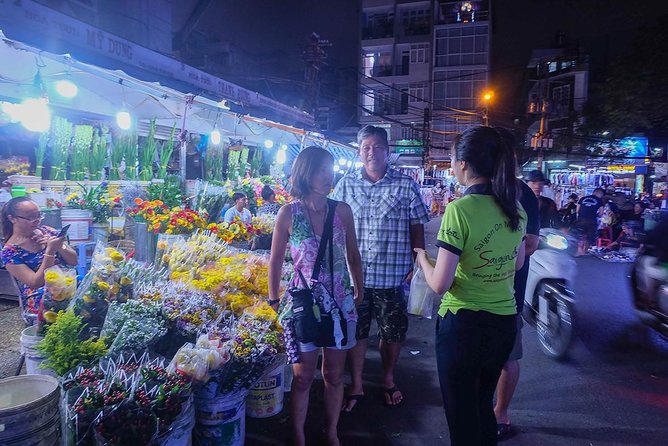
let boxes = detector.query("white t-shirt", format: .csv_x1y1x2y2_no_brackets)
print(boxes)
223,207,252,224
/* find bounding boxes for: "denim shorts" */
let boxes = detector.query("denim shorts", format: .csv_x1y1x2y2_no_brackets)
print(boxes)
356,286,409,343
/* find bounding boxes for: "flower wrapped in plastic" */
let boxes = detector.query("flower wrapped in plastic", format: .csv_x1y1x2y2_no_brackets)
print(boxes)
201,314,286,397
161,282,221,339
37,265,77,335
101,300,167,354
94,400,158,446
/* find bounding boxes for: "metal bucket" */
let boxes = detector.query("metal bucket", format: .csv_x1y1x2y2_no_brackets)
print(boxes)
0,375,61,445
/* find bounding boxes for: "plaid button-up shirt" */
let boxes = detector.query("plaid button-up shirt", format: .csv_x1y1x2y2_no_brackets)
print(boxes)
332,168,430,289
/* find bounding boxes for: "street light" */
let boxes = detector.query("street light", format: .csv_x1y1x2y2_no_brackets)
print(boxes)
482,90,494,126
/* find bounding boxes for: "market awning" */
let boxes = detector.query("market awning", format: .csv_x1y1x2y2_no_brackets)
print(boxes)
0,31,357,157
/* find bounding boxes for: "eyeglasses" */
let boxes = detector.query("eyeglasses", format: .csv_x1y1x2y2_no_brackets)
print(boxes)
13,213,44,224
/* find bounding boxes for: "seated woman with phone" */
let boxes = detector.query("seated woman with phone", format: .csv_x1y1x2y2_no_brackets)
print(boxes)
1,197,78,325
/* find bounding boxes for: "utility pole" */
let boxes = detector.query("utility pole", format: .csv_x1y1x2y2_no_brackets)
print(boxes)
530,60,553,171
422,107,431,169
303,32,331,121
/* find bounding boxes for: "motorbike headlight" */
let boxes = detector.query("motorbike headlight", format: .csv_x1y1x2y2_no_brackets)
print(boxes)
546,233,568,250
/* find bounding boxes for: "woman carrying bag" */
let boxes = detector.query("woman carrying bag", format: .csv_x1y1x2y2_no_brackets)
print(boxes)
268,146,363,446
415,127,526,446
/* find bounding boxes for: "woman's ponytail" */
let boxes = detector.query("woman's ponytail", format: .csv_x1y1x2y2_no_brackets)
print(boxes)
491,128,521,231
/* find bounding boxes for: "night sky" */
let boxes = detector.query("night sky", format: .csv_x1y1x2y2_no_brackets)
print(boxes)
182,0,668,128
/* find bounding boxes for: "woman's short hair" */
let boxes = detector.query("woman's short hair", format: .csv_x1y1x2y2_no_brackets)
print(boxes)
290,146,334,199
261,185,275,201
232,192,247,203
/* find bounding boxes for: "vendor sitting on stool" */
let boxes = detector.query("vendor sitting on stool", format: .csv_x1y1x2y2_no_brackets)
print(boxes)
604,221,640,251
0,197,78,326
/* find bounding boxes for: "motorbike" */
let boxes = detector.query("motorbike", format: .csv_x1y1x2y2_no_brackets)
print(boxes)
523,228,578,360
630,245,668,340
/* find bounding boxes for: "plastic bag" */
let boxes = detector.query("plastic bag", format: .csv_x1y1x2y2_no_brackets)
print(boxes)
37,265,77,335
407,264,440,319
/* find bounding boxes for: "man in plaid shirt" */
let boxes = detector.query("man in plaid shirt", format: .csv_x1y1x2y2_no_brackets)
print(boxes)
332,125,429,410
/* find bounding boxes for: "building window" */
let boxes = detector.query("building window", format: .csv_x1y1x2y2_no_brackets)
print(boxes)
362,51,393,77
364,12,394,39
402,9,430,36
410,44,429,64
401,126,418,140
433,69,487,111
409,83,426,103
435,26,488,67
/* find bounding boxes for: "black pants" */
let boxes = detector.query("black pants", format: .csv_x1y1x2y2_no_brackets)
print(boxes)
436,309,517,446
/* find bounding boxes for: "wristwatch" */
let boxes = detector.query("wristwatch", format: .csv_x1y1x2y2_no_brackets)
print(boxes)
267,298,280,306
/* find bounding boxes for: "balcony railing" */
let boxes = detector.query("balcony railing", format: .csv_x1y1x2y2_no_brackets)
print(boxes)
368,65,410,77
403,23,431,37
362,22,394,40
436,8,489,25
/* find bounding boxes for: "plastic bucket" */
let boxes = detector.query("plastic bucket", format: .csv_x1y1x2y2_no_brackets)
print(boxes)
246,364,284,418
20,326,55,377
61,209,92,242
0,375,61,445
11,186,26,198
193,391,246,446
90,224,108,244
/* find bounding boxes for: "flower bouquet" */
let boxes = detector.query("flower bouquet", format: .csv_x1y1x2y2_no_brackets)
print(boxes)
101,300,168,354
162,230,229,281
94,400,158,446
161,282,221,339
37,265,77,335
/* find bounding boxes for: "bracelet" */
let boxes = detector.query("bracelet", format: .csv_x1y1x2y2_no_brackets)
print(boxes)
267,298,280,306
44,254,56,258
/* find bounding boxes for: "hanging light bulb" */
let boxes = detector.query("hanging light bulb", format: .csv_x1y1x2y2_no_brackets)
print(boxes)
276,148,287,164
210,128,221,145
264,139,274,149
116,110,132,130
19,98,51,132
55,79,78,98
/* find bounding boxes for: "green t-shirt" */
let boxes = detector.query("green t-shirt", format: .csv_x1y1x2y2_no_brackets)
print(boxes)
436,186,526,317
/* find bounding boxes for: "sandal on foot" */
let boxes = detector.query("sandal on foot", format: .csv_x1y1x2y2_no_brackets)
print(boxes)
382,387,404,407
497,423,512,440
341,394,364,413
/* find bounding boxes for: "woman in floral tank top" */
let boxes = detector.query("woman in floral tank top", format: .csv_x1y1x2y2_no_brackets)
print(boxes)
269,146,363,446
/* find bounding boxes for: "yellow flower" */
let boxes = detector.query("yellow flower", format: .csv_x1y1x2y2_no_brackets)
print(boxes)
97,281,110,291
44,271,60,284
120,276,132,286
110,251,125,263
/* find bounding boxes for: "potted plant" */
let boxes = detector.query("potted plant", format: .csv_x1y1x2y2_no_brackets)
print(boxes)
64,183,115,243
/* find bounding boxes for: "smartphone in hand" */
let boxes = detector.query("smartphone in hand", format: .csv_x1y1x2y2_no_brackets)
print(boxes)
57,224,71,238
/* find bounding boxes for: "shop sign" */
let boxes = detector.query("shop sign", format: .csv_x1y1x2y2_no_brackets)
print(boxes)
606,165,635,172
0,0,312,126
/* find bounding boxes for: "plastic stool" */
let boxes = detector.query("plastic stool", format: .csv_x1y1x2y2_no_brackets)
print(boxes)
597,227,613,247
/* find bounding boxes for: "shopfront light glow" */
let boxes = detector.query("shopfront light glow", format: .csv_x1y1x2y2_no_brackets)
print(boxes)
347,160,353,168
338,158,347,166
280,144,288,151
210,129,221,145
264,139,274,149
19,98,51,132
276,148,287,164
54,79,78,98
116,111,132,130
333,164,340,172
355,161,363,169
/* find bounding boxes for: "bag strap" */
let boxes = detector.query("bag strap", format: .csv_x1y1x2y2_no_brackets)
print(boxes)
312,198,337,282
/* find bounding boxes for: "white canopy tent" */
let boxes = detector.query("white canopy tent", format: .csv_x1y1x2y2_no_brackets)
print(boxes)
0,31,356,176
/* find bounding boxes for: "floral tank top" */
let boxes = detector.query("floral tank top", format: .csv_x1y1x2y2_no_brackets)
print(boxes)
279,200,357,323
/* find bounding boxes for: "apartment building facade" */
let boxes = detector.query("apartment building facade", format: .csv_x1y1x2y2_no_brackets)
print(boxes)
359,0,491,163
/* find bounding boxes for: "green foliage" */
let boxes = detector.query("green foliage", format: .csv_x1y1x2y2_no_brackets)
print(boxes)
66,183,113,223
71,125,94,181
37,310,108,376
139,120,158,181
88,127,108,181
205,142,225,180
146,175,183,208
50,116,72,180
35,132,48,178
249,147,263,177
111,130,137,180
157,124,177,179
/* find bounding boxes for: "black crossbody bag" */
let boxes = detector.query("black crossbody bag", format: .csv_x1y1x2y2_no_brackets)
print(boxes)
289,199,347,347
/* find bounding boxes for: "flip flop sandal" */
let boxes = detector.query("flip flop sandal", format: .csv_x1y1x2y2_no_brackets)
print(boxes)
382,387,404,407
497,423,512,440
342,394,364,413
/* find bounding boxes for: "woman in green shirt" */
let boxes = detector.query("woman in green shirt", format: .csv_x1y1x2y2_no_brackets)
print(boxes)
415,126,526,446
